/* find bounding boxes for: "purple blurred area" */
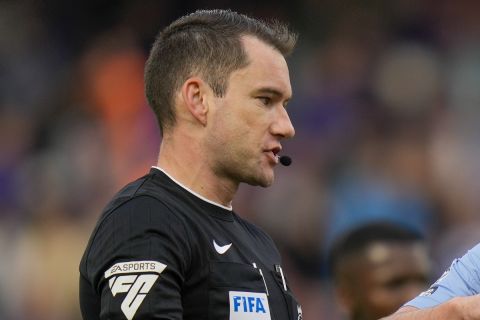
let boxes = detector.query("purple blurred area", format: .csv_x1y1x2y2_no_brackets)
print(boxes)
2,0,480,319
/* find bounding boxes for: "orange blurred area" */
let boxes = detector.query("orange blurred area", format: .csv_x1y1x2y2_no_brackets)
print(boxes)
79,35,159,185
83,44,146,123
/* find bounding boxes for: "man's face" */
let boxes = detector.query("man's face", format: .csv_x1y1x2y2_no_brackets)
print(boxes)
205,35,295,187
342,242,430,320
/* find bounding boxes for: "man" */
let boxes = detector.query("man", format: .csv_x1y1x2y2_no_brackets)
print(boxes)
328,222,431,320
381,243,480,320
79,9,301,320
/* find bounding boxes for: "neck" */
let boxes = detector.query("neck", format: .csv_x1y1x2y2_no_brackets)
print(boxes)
157,133,238,207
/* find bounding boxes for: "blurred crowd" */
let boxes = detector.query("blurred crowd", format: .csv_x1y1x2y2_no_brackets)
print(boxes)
2,0,480,319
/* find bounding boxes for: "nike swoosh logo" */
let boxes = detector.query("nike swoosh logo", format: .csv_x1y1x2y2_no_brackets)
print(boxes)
213,240,232,254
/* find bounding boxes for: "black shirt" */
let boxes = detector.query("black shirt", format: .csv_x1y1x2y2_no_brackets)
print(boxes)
79,167,302,320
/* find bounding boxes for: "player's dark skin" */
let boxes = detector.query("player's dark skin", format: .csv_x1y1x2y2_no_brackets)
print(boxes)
335,241,430,320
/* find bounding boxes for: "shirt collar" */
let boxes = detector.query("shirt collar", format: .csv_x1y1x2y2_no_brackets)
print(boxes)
151,166,233,211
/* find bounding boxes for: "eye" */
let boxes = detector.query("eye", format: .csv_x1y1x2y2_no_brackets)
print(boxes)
257,96,272,106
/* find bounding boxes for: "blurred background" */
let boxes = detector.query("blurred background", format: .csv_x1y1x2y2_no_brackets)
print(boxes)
2,0,480,319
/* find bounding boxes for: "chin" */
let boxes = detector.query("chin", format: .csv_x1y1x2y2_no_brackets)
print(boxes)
237,165,275,187
256,180,273,188
239,173,273,187
252,174,275,188
260,170,275,187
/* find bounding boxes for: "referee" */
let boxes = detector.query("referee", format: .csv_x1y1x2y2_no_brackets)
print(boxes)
79,9,302,320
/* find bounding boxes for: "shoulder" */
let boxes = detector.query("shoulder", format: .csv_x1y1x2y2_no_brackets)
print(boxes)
89,193,190,250
80,194,192,280
103,195,178,226
95,169,192,236
89,193,183,244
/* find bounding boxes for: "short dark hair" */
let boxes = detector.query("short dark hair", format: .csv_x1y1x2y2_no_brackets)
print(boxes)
144,9,297,134
328,222,424,280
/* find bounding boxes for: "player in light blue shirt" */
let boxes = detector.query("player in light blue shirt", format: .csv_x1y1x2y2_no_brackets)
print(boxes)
381,243,480,319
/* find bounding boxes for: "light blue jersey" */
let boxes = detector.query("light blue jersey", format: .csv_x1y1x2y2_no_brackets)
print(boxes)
406,243,480,309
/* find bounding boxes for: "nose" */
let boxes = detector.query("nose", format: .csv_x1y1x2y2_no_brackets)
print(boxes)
271,106,295,139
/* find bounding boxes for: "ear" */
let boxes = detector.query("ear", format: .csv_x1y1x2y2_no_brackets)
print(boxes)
180,77,209,126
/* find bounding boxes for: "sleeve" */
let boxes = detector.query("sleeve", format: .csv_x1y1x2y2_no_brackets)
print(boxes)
405,243,480,309
81,195,191,320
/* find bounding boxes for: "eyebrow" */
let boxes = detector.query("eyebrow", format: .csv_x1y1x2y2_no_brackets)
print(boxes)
253,87,292,103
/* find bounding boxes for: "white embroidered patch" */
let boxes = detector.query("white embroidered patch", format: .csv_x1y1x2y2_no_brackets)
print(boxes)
229,291,271,320
105,261,167,320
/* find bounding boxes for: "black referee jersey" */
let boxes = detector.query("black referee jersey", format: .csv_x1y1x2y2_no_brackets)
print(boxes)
79,167,302,320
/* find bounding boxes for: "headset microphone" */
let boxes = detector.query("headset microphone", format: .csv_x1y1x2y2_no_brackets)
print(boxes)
279,155,292,166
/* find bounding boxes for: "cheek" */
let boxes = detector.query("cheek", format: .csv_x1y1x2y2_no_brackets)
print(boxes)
225,112,262,144
208,113,248,158
369,288,407,314
209,109,235,139
209,100,272,154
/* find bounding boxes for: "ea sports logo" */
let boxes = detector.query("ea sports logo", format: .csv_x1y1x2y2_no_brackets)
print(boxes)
104,260,167,320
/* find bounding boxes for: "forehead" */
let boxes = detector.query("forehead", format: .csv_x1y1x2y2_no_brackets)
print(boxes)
228,35,292,97
363,242,430,280
365,242,427,264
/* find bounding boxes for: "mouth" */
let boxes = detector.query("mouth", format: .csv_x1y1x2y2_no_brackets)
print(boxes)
264,146,282,164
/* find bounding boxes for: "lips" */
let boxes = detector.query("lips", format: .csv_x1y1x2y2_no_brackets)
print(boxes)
264,146,282,164
271,146,281,156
